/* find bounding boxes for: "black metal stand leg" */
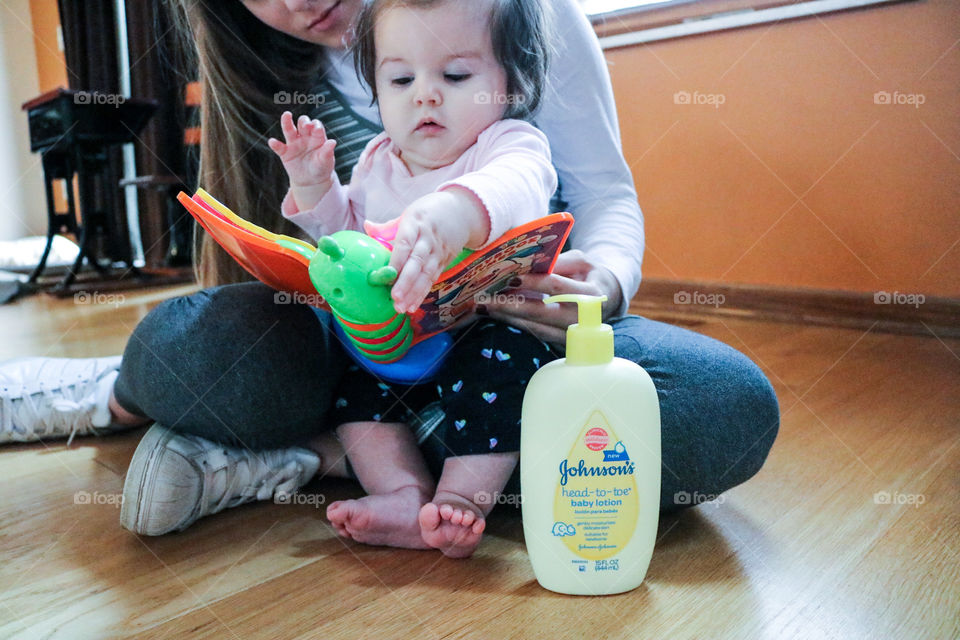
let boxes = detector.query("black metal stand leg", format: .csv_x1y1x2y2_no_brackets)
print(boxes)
56,168,95,291
28,229,56,284
29,157,63,283
57,225,88,291
88,231,109,274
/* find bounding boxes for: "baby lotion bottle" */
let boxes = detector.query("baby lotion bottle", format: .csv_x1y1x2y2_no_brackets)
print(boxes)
521,294,661,595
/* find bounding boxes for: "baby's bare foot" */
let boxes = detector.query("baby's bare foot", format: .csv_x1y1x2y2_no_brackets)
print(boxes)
326,485,432,549
418,491,486,558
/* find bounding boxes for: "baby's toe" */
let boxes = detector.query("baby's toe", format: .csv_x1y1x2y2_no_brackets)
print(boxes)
471,518,486,535
327,501,347,523
438,503,455,521
418,502,441,531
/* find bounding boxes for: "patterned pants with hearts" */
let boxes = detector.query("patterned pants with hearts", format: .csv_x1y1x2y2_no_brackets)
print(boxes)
327,320,559,460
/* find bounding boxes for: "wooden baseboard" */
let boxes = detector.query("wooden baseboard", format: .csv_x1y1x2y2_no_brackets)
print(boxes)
630,279,960,339
31,266,195,298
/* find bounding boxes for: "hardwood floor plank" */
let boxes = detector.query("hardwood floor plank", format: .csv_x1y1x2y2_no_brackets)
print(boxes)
0,286,956,639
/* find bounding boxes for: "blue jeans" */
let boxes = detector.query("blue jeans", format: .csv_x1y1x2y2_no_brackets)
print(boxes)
113,282,779,512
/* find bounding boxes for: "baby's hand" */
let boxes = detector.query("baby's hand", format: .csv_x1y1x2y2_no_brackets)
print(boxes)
268,111,337,211
387,191,476,314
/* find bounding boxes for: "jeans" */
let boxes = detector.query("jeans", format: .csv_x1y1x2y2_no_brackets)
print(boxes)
113,282,780,512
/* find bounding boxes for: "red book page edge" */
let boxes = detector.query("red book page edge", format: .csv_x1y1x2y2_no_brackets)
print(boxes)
176,192,329,310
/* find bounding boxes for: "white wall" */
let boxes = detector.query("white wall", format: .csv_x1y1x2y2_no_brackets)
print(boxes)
0,0,46,241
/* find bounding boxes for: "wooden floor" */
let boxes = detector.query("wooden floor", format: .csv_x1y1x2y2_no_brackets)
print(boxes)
0,285,957,640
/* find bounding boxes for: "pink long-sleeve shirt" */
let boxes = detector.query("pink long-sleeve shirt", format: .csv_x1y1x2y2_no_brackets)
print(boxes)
280,118,558,249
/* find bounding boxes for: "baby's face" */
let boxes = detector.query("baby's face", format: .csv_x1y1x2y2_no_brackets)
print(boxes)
374,1,509,176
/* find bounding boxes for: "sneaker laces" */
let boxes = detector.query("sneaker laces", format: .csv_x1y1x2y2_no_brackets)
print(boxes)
200,445,311,518
1,362,117,446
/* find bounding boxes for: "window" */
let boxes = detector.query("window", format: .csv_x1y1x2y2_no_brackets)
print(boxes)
581,0,682,16
585,0,916,48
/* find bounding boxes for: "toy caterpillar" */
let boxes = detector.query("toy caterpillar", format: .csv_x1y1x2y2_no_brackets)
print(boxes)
302,230,411,363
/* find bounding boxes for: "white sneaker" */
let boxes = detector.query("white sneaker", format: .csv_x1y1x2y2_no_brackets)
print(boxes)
0,356,128,445
121,424,321,535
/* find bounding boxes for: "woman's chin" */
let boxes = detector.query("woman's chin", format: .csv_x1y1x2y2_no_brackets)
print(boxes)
290,30,344,47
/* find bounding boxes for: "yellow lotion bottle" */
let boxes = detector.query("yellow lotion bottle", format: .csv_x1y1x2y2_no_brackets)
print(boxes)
521,294,661,595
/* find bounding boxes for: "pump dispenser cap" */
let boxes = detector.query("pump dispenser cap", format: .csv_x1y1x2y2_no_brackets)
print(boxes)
544,294,613,365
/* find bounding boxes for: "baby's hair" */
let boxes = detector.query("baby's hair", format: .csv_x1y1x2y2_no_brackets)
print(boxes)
352,0,552,120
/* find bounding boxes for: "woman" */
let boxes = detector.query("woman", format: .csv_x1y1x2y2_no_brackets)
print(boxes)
0,0,779,541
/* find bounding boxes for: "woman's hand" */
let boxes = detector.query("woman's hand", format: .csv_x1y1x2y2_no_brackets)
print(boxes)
268,111,337,211
479,249,624,346
388,188,490,314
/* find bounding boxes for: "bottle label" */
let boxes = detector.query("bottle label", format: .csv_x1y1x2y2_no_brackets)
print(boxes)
551,410,638,562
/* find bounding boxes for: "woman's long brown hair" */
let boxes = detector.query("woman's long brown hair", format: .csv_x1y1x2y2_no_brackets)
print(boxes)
167,1,327,286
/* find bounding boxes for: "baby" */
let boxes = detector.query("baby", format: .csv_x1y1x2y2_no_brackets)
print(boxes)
268,0,553,558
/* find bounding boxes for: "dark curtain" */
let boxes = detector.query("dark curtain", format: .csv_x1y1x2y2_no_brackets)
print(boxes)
57,0,195,268
125,0,196,267
56,0,130,264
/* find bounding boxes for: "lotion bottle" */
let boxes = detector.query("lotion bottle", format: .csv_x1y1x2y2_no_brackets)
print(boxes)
521,294,661,595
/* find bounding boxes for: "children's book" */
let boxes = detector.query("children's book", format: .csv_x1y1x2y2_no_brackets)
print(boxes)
177,188,574,338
